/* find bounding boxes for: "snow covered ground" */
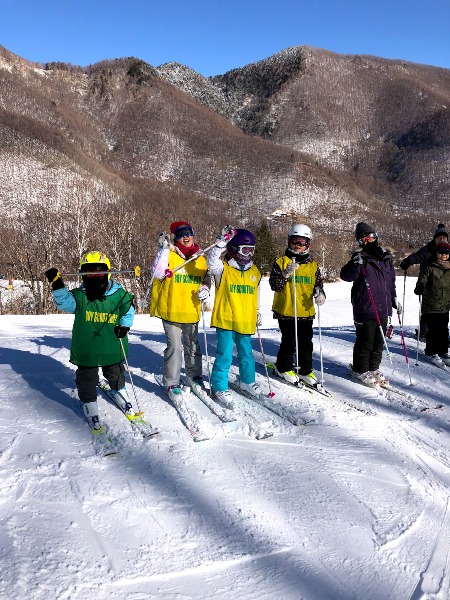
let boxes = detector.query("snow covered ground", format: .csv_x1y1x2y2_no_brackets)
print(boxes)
2,277,450,600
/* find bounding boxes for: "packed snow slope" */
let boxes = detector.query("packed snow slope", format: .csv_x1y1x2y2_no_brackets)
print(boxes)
1,277,450,600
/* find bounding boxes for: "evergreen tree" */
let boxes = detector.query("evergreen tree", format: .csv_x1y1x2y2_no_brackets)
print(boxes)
253,220,277,274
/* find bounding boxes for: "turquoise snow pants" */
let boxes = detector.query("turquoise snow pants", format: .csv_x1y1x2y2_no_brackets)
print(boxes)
211,327,255,392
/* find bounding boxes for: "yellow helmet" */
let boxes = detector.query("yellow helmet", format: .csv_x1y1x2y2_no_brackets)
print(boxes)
79,250,111,278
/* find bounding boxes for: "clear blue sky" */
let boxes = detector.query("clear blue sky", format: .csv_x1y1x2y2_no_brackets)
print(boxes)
1,0,449,76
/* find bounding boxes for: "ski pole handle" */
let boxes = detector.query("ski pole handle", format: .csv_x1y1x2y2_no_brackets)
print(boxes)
222,228,236,242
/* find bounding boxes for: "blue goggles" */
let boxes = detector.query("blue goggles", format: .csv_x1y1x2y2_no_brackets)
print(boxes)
174,226,194,239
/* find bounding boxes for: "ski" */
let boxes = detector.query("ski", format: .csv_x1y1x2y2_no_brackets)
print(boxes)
347,365,443,414
89,424,118,457
424,359,450,372
98,382,160,439
154,375,210,442
377,383,444,413
229,380,313,426
183,379,237,423
216,383,274,439
297,379,333,398
265,362,333,397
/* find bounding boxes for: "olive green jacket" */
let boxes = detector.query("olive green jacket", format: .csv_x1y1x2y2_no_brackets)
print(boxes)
415,261,450,314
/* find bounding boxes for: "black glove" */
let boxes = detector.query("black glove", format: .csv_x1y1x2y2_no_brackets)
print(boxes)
45,268,65,290
352,251,363,266
414,285,424,296
400,258,411,271
114,325,130,339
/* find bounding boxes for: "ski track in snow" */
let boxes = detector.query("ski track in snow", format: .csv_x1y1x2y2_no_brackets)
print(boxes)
1,278,450,599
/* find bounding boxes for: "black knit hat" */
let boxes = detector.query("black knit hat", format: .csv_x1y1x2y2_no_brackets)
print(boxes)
355,222,376,241
433,223,448,240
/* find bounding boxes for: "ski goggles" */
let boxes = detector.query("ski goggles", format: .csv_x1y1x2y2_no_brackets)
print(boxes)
236,245,255,256
358,232,378,245
289,236,310,247
174,226,195,239
80,263,108,277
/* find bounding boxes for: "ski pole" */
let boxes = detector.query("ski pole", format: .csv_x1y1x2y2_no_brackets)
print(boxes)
200,303,212,395
317,303,325,386
361,265,393,367
58,267,141,277
292,261,300,373
401,271,407,328
256,324,275,398
161,230,236,281
119,337,142,413
415,296,422,366
396,309,413,385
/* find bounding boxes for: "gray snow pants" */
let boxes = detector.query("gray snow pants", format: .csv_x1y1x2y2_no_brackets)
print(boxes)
162,320,202,387
76,363,125,404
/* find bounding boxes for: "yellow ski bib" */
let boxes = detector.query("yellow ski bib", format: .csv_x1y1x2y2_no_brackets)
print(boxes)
272,257,317,318
150,252,207,323
211,262,261,334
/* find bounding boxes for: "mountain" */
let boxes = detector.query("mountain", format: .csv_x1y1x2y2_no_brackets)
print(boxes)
159,46,450,217
0,43,449,299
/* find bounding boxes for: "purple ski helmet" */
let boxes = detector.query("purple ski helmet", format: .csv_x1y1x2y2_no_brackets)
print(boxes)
226,228,256,265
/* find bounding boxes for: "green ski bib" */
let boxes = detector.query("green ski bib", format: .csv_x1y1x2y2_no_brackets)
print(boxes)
70,288,133,367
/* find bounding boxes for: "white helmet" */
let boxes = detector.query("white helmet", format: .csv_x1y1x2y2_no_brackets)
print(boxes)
288,224,312,240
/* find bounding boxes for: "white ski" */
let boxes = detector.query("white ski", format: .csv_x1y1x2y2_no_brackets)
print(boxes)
154,375,210,442
98,381,160,439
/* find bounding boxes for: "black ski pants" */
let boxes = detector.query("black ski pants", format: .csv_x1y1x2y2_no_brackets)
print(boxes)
353,318,388,374
423,312,449,357
276,318,313,376
76,362,125,404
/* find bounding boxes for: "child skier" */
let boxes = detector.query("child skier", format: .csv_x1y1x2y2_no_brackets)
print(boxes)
207,226,261,405
414,241,450,366
340,222,400,387
45,251,135,432
269,224,325,386
150,221,210,401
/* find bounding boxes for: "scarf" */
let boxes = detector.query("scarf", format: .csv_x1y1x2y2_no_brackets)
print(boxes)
174,241,200,258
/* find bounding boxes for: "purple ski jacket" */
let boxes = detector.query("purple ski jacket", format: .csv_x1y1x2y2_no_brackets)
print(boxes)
340,250,397,322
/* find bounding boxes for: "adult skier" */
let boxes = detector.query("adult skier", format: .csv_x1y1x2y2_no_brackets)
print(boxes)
400,223,448,341
206,226,261,405
268,224,325,385
340,222,400,387
150,221,210,402
45,251,135,431
414,241,450,366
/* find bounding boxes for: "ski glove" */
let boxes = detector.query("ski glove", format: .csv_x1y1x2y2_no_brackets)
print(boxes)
283,261,298,279
414,284,424,296
394,300,402,314
197,285,210,302
400,258,411,271
256,311,262,327
352,250,363,266
215,225,236,248
315,292,326,306
114,325,130,339
158,232,171,249
44,268,65,290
